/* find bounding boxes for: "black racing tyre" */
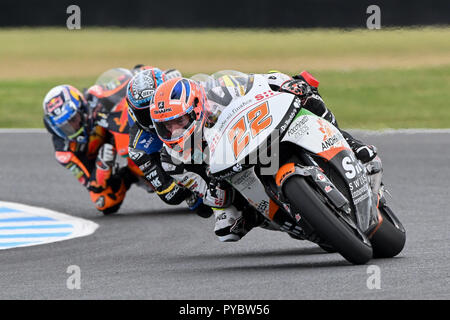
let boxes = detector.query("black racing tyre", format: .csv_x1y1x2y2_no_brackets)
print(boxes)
318,243,337,253
370,205,406,258
283,176,373,265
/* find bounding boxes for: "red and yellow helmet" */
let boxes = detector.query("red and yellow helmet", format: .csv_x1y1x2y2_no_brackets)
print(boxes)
150,78,207,153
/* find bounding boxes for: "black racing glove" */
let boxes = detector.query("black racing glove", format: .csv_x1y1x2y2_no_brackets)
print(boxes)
185,193,214,218
137,152,191,205
280,79,312,103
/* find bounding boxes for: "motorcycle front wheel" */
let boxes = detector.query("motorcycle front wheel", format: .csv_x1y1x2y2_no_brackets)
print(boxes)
283,176,373,265
370,204,406,258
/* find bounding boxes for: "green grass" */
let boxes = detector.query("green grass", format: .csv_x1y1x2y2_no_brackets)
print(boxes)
1,66,449,129
1,27,449,78
0,27,449,128
0,77,95,128
314,66,450,129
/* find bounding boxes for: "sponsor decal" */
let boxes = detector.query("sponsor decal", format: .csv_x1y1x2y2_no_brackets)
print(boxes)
287,116,309,138
139,137,154,150
256,200,269,213
342,155,363,180
255,91,275,101
349,174,371,205
324,186,332,193
214,98,253,133
153,108,173,115
353,190,370,205
317,173,326,182
232,170,257,190
322,134,340,150
216,212,227,221
295,213,301,221
281,97,302,134
145,169,158,180
214,170,238,180
279,109,298,134
138,160,152,171
140,89,154,98
317,118,337,143
45,96,64,113
129,150,143,161
150,177,162,189
348,174,368,192
165,185,180,201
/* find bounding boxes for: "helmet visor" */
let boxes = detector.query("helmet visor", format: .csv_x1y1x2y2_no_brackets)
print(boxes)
154,108,196,142
53,102,84,139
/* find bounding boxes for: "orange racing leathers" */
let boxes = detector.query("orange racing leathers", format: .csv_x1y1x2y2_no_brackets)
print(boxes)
44,98,143,214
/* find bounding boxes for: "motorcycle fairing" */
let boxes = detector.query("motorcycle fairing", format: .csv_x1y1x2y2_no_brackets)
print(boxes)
281,113,379,232
206,75,295,175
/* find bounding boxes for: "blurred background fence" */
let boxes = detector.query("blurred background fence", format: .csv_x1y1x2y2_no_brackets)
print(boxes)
1,0,449,28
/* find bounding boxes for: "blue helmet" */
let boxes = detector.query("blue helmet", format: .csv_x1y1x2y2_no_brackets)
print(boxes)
43,85,90,143
126,68,167,130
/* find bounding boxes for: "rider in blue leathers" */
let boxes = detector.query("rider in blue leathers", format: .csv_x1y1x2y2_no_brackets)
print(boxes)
126,66,213,217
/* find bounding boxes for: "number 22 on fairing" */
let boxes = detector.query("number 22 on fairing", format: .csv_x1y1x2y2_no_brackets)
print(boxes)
227,102,273,159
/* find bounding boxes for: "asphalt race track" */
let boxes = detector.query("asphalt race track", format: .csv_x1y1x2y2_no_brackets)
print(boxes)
0,130,449,300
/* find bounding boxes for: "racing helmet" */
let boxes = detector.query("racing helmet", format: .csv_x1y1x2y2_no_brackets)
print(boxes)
126,67,166,130
43,85,90,143
85,68,133,112
150,78,208,153
131,64,154,75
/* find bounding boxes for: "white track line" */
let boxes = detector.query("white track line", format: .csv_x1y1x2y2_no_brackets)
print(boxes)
0,201,98,249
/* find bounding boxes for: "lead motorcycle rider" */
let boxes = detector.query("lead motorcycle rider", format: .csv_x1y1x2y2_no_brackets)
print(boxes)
150,70,379,241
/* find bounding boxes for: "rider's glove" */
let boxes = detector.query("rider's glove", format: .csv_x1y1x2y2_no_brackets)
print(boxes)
186,193,214,218
280,79,312,103
89,143,117,192
98,143,116,167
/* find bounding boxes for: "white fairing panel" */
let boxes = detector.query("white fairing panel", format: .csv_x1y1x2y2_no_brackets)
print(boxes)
206,75,295,174
281,113,349,156
229,167,272,217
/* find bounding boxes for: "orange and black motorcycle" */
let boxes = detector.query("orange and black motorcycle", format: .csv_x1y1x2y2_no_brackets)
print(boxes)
85,68,154,214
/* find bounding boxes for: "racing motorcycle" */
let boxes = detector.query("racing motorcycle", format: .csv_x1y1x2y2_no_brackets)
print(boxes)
204,71,406,265
89,68,155,199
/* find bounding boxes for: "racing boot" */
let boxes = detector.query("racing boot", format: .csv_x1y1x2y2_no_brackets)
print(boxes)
213,206,263,242
340,130,378,164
